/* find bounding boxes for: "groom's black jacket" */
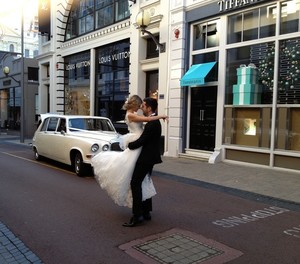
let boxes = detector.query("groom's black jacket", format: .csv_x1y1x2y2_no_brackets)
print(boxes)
128,119,162,165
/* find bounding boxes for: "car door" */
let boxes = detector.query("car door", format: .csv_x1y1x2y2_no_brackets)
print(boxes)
52,118,70,164
36,117,59,159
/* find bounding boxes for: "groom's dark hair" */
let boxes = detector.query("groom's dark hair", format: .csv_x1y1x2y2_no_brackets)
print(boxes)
144,97,158,112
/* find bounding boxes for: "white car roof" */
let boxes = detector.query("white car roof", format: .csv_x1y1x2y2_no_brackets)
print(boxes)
40,114,110,121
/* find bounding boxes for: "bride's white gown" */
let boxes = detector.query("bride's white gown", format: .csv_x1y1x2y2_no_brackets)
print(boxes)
91,115,156,208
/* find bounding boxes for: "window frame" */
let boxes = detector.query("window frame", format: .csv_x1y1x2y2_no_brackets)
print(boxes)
65,0,130,41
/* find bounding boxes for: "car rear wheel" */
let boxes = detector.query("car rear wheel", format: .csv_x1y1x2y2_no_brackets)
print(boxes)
74,152,86,177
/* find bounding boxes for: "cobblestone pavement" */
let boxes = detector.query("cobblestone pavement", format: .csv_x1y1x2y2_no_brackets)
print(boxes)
0,222,42,264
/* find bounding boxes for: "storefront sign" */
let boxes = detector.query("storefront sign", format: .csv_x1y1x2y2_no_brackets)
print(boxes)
66,60,90,71
98,51,130,64
218,0,263,12
66,51,130,70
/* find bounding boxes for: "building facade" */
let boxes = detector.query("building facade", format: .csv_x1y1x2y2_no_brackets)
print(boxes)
37,0,300,171
170,0,300,171
0,53,39,137
36,0,169,139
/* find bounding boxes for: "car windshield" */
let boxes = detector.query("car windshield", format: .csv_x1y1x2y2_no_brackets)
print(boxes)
69,118,115,132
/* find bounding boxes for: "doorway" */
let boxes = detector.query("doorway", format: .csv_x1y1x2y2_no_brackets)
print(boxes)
189,86,217,151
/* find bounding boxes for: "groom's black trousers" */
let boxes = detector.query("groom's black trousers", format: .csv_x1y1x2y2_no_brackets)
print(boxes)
130,163,153,217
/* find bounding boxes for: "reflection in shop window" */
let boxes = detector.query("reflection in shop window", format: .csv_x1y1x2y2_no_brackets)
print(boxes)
244,119,256,136
95,41,130,122
277,108,300,151
278,38,300,104
280,0,300,35
228,4,276,44
96,4,113,28
193,20,219,50
65,0,131,40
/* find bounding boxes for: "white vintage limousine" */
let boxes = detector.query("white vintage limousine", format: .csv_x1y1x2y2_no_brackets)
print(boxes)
32,114,121,176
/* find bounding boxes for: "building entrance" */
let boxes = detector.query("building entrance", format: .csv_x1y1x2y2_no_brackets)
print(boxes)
189,86,217,151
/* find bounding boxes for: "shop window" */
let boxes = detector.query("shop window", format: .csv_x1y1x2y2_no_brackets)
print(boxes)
96,1,113,29
193,20,219,50
28,67,39,81
276,108,300,151
65,0,130,40
9,44,14,52
146,71,158,100
223,107,271,148
146,38,159,59
228,4,276,44
225,42,274,105
64,51,91,115
115,0,130,21
25,49,30,58
95,40,130,122
277,38,300,104
280,0,300,35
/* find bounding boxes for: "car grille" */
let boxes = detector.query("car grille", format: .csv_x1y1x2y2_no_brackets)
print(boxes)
110,142,122,151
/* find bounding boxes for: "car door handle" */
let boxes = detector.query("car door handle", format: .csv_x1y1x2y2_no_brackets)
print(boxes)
199,110,205,121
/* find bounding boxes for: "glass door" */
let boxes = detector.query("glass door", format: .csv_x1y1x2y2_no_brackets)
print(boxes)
189,86,217,151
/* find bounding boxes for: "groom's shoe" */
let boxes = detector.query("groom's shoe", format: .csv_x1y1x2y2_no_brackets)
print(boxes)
122,216,143,227
143,212,151,221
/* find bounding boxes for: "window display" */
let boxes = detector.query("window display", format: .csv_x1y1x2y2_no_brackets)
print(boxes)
64,51,91,115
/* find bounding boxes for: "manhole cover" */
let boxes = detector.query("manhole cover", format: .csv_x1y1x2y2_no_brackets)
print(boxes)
133,233,223,263
119,228,243,264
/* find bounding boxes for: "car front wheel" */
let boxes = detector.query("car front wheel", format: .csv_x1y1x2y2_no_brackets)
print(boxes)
74,152,86,177
33,147,41,161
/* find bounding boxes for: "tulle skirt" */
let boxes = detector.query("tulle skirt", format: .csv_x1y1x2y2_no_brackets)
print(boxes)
91,133,156,208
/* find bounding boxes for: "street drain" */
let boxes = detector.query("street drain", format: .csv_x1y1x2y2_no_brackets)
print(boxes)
133,233,223,263
119,228,243,264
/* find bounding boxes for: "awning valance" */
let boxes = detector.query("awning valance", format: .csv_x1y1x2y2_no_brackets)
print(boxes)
180,62,216,86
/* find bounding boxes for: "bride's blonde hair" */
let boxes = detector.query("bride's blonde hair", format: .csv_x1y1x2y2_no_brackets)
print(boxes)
122,95,142,110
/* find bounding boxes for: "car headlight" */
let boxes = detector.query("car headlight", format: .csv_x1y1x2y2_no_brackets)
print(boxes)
91,144,99,152
102,144,109,151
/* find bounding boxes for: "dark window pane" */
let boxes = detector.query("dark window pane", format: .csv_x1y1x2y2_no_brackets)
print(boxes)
280,0,300,35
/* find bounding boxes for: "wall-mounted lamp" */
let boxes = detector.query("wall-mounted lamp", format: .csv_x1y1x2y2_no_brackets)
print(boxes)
136,10,166,53
3,66,21,85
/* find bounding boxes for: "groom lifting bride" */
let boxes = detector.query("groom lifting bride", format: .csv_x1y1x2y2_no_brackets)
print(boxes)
91,95,167,227
123,97,164,227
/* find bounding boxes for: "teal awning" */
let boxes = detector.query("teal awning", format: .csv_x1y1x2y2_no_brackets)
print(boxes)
180,62,216,86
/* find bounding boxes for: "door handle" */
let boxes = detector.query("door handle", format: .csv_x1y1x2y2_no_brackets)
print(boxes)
199,110,205,121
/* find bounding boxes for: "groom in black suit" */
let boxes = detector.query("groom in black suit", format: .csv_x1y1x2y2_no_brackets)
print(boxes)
123,97,162,227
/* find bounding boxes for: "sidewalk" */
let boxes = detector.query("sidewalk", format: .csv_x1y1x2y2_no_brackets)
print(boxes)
154,156,300,206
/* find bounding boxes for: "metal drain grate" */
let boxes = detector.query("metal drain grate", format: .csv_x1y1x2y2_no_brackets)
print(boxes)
119,228,243,264
133,233,223,264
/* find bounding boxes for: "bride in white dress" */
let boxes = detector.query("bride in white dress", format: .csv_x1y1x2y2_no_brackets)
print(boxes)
91,95,168,208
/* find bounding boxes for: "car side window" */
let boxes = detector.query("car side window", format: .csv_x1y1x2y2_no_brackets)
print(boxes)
47,117,59,132
40,118,49,131
57,118,66,132
101,120,115,131
69,118,84,130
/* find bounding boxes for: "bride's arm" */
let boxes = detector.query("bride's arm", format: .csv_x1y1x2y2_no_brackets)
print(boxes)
127,112,168,123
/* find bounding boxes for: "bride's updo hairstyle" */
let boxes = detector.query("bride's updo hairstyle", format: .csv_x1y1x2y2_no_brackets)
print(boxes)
122,95,142,110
